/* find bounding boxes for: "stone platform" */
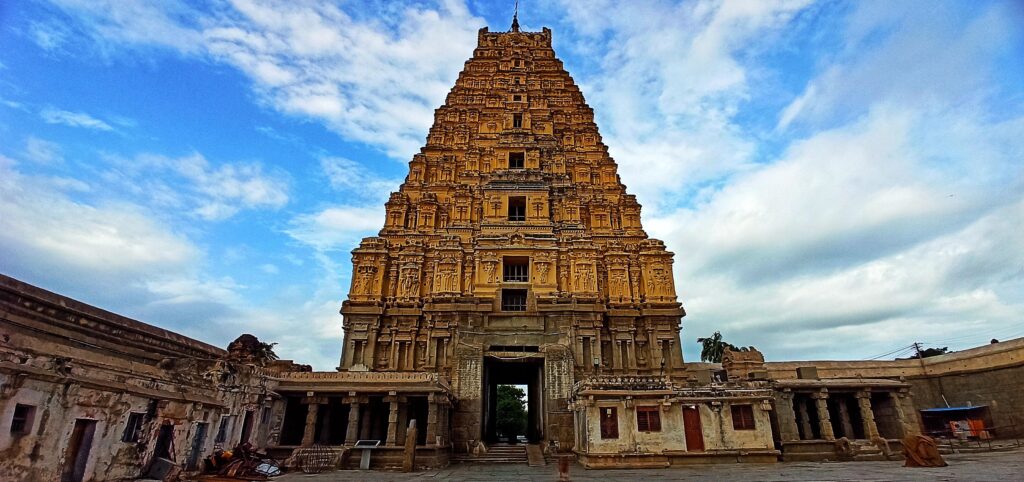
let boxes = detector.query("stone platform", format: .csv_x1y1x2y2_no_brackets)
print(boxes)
276,447,1024,481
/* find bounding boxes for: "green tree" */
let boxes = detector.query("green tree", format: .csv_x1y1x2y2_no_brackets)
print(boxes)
495,385,527,441
697,331,738,363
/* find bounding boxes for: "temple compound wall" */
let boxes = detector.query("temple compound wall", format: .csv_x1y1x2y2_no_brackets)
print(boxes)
765,337,1024,441
0,274,279,482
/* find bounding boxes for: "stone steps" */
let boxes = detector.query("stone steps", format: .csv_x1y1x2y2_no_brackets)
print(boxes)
452,443,529,464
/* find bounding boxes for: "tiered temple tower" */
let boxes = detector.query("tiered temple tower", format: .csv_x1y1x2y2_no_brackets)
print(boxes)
339,22,685,447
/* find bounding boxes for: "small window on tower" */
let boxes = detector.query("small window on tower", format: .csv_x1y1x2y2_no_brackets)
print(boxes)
514,59,523,68
503,257,529,282
512,113,523,129
508,152,525,169
501,289,527,311
513,76,522,84
507,196,526,221
513,94,522,102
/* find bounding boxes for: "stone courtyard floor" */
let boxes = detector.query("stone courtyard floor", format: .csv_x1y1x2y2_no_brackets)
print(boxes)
275,448,1024,481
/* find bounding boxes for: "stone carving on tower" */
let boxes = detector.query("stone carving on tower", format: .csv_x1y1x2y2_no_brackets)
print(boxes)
338,23,687,436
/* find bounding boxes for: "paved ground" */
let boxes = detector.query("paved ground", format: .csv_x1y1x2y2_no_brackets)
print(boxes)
276,448,1024,481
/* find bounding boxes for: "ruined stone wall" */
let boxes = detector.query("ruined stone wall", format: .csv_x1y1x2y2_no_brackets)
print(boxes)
0,275,276,481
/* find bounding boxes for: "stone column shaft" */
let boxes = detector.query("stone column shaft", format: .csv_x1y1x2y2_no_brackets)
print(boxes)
796,398,814,440
426,399,439,445
777,393,800,442
345,400,361,444
301,401,320,447
857,391,880,439
813,393,835,441
386,397,400,446
837,399,855,438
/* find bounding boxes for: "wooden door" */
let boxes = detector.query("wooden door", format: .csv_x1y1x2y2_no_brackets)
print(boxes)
61,419,97,482
682,406,704,452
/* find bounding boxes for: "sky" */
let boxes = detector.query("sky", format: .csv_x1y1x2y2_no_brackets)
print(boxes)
1,1,1022,369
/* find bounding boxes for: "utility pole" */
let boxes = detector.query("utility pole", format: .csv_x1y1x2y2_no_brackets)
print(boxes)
914,342,949,407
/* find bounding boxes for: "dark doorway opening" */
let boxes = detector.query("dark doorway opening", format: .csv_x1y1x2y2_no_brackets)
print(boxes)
239,410,254,444
61,419,97,482
186,422,208,471
280,396,307,445
483,357,543,443
315,398,351,445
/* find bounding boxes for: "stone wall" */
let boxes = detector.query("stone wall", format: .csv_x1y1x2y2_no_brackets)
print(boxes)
764,337,1024,439
0,275,276,481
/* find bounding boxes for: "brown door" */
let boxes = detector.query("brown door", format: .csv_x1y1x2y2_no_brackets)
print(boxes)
682,406,704,452
61,419,97,482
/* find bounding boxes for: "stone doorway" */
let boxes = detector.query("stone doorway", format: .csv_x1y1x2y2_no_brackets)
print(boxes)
482,356,544,443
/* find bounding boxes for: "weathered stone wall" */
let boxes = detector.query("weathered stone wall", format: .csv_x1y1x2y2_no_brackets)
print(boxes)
0,275,276,481
907,364,1024,438
764,337,1024,439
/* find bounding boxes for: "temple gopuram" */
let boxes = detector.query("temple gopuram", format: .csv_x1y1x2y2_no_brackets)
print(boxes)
336,20,687,451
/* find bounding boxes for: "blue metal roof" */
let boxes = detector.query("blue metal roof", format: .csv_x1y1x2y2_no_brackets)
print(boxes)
920,405,987,413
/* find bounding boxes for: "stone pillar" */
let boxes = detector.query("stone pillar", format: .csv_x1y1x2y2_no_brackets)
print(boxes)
622,339,630,370
776,391,800,442
345,395,361,444
389,339,399,370
301,396,323,447
426,395,439,446
837,399,855,438
889,390,909,437
612,338,623,369
812,391,835,441
856,390,880,439
796,397,814,440
386,393,400,446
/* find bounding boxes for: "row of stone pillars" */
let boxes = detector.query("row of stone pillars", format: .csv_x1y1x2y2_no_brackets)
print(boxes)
777,388,906,442
299,392,448,447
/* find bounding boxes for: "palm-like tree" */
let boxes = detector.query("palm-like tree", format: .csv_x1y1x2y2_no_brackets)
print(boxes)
697,331,736,363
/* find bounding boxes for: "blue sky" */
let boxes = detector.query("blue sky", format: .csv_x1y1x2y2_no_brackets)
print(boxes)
1,1,1022,369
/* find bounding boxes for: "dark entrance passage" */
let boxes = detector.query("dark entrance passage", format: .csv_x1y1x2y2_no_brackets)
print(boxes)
61,419,97,482
483,357,543,443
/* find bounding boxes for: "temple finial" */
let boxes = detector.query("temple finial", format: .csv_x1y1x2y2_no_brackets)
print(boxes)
511,0,520,32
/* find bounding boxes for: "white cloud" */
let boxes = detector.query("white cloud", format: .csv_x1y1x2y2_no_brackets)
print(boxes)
23,137,63,164
319,156,400,202
556,0,813,214
0,155,199,287
105,152,290,220
48,0,484,158
39,106,114,131
286,205,383,252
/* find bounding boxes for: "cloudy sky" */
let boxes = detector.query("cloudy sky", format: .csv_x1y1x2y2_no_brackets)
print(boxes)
1,1,1022,369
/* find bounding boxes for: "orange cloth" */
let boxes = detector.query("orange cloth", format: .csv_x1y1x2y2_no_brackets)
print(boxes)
902,435,947,467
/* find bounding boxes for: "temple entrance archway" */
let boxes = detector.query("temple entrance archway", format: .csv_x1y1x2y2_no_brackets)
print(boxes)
482,355,544,443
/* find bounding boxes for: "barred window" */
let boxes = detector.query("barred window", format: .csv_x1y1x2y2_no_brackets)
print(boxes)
503,257,529,282
512,113,523,128
122,412,145,443
10,404,35,435
508,196,526,221
636,406,661,432
508,152,524,169
501,289,527,311
731,405,756,430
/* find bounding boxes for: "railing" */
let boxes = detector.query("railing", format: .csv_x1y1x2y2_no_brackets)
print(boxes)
924,423,1024,453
